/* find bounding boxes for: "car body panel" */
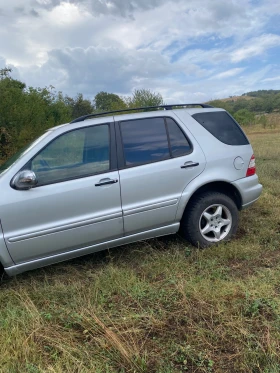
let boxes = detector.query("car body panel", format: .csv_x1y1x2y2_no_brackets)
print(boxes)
4,223,179,276
0,220,14,268
173,110,262,215
115,114,206,234
0,108,263,275
174,110,254,180
0,117,124,264
2,171,123,263
231,174,263,208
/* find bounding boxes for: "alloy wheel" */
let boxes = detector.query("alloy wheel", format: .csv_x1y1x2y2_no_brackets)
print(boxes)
199,204,232,242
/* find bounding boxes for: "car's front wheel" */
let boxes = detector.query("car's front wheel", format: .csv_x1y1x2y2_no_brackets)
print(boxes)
180,192,239,248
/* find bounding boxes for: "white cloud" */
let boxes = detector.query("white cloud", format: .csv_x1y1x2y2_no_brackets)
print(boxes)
231,34,280,63
31,0,168,17
0,0,280,102
209,68,245,80
261,76,280,82
17,44,207,97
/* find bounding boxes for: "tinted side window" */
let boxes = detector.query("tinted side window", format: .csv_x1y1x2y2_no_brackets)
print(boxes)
120,118,170,166
192,111,249,145
31,125,110,185
166,118,192,157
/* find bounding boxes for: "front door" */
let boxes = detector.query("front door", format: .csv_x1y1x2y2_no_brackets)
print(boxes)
116,115,206,235
2,123,123,264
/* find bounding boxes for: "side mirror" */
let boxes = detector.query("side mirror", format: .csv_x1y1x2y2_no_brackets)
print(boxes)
11,170,38,190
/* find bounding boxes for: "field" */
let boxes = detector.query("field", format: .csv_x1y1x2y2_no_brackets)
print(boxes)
1,116,280,373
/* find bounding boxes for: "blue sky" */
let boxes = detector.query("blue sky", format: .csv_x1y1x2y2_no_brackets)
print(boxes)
0,0,280,102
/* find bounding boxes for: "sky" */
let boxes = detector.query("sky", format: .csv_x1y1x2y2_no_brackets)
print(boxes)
0,0,280,103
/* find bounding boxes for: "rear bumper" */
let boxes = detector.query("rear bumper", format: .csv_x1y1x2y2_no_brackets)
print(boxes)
231,174,263,209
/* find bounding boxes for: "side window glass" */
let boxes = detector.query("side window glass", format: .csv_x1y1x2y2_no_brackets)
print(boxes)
166,118,192,157
120,118,170,166
192,111,249,145
31,125,110,186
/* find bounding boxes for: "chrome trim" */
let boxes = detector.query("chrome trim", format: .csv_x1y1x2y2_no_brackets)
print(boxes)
8,212,123,243
123,199,178,216
11,170,37,190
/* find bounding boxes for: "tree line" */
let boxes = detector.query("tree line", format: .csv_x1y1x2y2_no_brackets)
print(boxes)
1,68,279,162
208,90,280,126
0,68,163,161
242,90,280,97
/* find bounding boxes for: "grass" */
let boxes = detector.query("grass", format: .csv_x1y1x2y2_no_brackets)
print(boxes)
1,116,280,373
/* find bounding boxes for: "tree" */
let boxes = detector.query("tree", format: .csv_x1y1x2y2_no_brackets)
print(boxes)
126,89,163,108
94,92,126,112
65,93,93,119
0,127,12,158
0,69,72,158
0,67,12,79
248,98,264,113
262,96,274,113
232,99,249,112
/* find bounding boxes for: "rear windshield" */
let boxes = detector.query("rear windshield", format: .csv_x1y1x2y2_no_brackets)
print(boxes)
192,111,249,145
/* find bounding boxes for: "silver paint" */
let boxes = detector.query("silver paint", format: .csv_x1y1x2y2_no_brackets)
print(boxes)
0,109,262,275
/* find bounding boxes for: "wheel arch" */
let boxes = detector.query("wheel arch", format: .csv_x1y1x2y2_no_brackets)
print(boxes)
0,220,14,270
178,180,242,222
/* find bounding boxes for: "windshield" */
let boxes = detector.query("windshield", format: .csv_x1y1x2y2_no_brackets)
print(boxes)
0,132,51,175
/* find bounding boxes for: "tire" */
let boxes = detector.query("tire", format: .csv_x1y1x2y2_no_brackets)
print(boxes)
0,264,5,282
180,192,239,248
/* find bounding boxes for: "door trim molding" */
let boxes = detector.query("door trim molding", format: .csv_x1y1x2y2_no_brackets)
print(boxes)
8,212,123,243
5,223,180,276
123,198,178,216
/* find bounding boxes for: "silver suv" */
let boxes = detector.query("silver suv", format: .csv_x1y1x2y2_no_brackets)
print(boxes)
0,104,262,276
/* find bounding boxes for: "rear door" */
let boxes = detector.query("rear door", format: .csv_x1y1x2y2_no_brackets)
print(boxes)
115,114,206,235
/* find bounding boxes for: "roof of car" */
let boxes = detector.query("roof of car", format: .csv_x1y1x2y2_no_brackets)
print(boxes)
50,104,224,131
70,103,215,124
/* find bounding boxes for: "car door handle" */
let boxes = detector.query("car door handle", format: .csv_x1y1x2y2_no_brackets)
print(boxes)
181,161,200,169
95,178,118,186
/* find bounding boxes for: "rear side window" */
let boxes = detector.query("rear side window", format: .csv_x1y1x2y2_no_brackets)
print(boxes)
166,118,192,157
192,111,249,145
120,118,170,166
120,117,193,167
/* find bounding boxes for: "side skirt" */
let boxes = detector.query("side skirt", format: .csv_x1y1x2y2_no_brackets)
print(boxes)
4,223,180,276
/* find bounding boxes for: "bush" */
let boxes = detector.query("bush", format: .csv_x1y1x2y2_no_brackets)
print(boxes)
233,109,255,126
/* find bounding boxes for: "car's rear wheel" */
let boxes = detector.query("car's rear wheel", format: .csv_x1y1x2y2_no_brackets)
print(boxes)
180,192,239,248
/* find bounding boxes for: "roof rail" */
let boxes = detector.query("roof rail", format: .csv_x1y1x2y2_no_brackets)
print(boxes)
70,103,214,123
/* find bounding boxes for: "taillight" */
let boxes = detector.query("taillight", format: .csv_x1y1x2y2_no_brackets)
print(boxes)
246,154,256,177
